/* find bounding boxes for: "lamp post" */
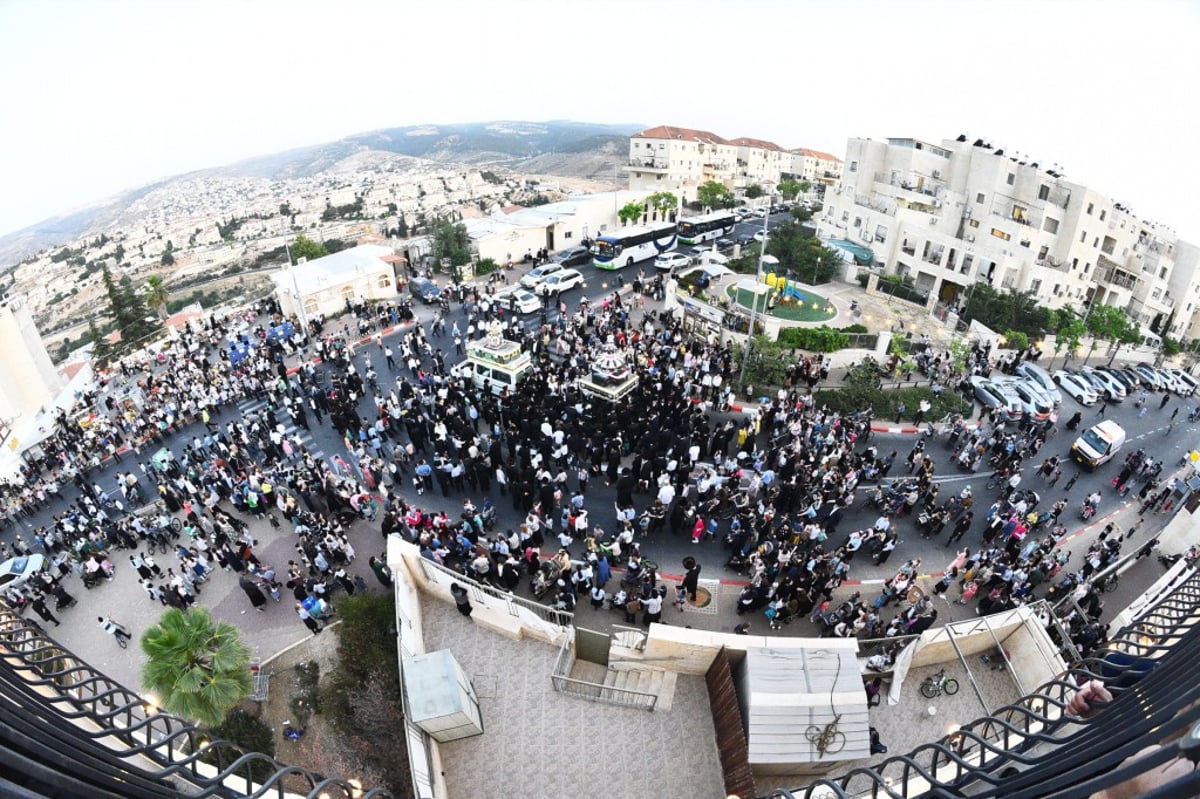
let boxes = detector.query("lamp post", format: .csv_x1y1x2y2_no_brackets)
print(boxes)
737,192,775,395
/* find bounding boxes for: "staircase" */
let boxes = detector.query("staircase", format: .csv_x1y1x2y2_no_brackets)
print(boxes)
602,667,677,711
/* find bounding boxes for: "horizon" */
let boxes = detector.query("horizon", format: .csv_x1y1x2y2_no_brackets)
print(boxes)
2,0,1199,243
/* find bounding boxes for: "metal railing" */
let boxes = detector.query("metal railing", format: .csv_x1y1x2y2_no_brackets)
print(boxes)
774,567,1200,798
0,605,390,798
416,555,574,628
549,635,658,712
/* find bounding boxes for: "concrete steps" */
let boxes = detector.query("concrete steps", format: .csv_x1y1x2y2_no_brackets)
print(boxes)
599,667,677,710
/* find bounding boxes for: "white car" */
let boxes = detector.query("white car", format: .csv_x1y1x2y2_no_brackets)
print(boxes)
654,252,691,272
0,554,46,591
538,268,584,295
519,262,565,290
1167,369,1199,396
494,288,541,315
753,230,769,243
1079,367,1126,401
1054,370,1099,406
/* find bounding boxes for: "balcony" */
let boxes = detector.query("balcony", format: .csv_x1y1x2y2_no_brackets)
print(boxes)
626,159,670,171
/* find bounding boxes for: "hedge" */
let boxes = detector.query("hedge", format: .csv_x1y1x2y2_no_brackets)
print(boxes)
775,323,872,353
813,385,973,420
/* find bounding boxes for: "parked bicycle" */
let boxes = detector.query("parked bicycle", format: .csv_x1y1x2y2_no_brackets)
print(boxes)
920,669,960,698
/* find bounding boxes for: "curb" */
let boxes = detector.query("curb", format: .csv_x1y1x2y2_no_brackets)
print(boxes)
870,424,921,434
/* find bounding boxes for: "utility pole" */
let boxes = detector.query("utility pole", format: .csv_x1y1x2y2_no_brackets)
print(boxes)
737,193,775,395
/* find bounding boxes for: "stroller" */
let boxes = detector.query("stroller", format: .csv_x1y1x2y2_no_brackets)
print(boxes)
530,559,565,599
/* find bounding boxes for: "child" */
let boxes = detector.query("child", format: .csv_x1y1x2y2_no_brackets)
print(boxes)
674,584,687,611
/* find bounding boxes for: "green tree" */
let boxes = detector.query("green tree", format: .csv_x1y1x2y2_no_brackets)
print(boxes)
429,216,472,272
745,184,764,200
778,179,802,201
1083,304,1132,362
160,250,175,266
289,234,328,263
617,201,646,227
765,222,843,285
87,319,113,366
645,191,678,222
960,284,1053,340
141,607,252,727
1002,329,1029,351
697,180,735,211
1049,308,1087,368
145,275,170,318
102,266,159,350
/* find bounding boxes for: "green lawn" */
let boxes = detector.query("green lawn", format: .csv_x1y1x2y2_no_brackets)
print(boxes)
726,285,836,322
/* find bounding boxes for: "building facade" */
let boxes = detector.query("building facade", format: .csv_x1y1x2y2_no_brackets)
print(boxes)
0,296,63,428
815,135,1197,341
784,148,844,191
270,244,398,321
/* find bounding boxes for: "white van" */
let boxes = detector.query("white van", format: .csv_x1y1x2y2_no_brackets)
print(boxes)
452,340,534,396
1071,420,1127,469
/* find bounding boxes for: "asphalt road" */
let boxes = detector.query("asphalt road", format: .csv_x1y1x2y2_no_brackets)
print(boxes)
8,240,1196,642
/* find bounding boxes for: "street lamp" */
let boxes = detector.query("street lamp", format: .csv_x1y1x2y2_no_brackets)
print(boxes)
737,192,775,394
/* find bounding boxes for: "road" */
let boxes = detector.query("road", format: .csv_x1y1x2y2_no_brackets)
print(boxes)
6,224,1195,668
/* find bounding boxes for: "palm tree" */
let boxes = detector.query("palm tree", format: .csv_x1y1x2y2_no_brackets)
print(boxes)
144,275,170,319
141,608,253,727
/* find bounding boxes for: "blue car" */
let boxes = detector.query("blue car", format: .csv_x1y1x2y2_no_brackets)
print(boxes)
409,277,441,304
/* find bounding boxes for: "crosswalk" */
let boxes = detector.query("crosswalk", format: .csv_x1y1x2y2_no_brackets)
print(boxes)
234,397,327,467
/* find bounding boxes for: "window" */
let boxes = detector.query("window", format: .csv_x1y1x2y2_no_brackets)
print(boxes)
1100,209,1107,221
1161,267,1168,279
991,228,1011,241
303,298,319,315
564,231,573,240
1080,230,1088,243
1054,283,1061,295
341,286,355,300
1152,289,1161,300
1043,217,1059,234
376,274,391,289
842,211,850,221
1038,184,1050,201
875,225,888,243
1084,262,1091,274
962,254,974,274
1093,237,1099,247
1072,258,1079,270
1020,239,1031,248
1006,173,1015,185
976,192,985,204
853,217,862,228
1087,202,1094,215
969,219,980,228
1038,245,1049,260
1030,279,1042,293
849,160,858,172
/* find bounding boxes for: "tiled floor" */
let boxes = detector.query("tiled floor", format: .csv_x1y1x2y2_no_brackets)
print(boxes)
419,595,727,799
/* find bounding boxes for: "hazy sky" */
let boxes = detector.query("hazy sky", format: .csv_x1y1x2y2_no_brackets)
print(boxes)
2,0,1199,240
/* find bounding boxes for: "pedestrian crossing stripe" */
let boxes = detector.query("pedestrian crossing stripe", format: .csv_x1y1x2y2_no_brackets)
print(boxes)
233,398,325,463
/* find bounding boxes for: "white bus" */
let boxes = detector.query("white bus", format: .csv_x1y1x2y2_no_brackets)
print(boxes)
593,221,677,270
676,211,737,245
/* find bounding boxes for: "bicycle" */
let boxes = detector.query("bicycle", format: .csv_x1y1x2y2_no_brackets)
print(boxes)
804,714,846,757
920,669,960,698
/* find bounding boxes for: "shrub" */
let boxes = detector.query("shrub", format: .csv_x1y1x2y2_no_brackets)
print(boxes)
476,257,499,276
1003,329,1029,351
840,323,869,334
776,325,850,353
206,708,276,783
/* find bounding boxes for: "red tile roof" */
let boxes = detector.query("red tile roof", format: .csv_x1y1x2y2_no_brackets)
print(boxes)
728,136,786,152
634,125,730,145
790,148,843,163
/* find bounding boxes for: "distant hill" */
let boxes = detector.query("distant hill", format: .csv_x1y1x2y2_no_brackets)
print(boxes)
0,120,641,264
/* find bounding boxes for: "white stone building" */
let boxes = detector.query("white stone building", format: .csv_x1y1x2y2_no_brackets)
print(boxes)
0,296,63,428
270,244,398,321
785,148,843,191
815,135,1197,339
626,125,737,202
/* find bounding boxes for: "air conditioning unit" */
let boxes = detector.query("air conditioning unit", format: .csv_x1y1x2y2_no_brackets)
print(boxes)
933,170,942,179
965,234,975,243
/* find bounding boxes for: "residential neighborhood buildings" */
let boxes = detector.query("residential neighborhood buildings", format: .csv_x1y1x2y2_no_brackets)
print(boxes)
814,135,1200,343
626,125,840,202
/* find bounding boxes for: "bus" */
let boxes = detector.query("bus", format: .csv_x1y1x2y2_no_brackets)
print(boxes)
676,211,737,245
593,221,677,269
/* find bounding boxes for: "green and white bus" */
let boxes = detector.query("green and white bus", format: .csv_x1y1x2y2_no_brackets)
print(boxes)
593,221,677,269
677,211,737,245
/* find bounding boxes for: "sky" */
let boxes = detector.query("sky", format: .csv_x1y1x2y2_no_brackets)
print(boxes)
1,0,1199,241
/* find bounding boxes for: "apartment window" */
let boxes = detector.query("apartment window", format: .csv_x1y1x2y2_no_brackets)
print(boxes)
1038,184,1050,201
1100,209,1107,221
1043,217,1059,234
875,224,888,243
1152,289,1161,300
377,274,391,289
969,219,980,228
1093,237,1099,247
853,217,862,228
1087,202,1094,215
849,160,858,172
1161,267,1168,279
1080,230,1087,243
563,231,572,240
1030,279,1042,293
1054,283,1061,295
991,228,1011,241
1072,258,1079,270
841,211,850,222
961,254,974,274
1006,173,1015,185
976,192,985,204
1038,245,1049,260
1020,239,1031,248
1084,262,1091,274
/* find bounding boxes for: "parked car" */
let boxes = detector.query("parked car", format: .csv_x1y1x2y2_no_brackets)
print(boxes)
1152,368,1182,394
1167,369,1199,396
520,262,565,290
493,288,541,315
970,377,1022,418
993,378,1053,420
753,230,769,243
1131,365,1165,390
715,237,736,252
654,252,692,272
1116,366,1143,391
1066,368,1111,398
1080,366,1126,401
408,277,442,304
735,233,756,247
1096,365,1139,394
538,268,584,295
1071,420,1127,469
1014,361,1062,406
734,207,752,220
550,246,593,268
1054,371,1099,406
0,554,46,591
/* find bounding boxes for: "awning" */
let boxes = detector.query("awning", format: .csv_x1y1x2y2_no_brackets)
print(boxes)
827,238,875,265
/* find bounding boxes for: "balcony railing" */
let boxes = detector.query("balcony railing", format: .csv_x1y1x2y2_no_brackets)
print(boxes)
0,604,391,798
627,159,669,170
774,563,1200,799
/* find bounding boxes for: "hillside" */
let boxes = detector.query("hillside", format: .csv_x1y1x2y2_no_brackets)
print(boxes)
0,120,640,264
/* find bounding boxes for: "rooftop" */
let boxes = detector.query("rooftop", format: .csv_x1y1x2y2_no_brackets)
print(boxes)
634,124,731,145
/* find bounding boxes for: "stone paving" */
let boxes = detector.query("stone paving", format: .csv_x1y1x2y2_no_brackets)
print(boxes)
419,593,727,799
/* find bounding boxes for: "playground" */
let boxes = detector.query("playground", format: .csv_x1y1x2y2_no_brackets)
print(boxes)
726,277,837,322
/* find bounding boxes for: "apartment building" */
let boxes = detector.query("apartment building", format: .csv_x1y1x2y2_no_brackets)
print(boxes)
784,148,843,189
628,126,825,202
816,135,1194,339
